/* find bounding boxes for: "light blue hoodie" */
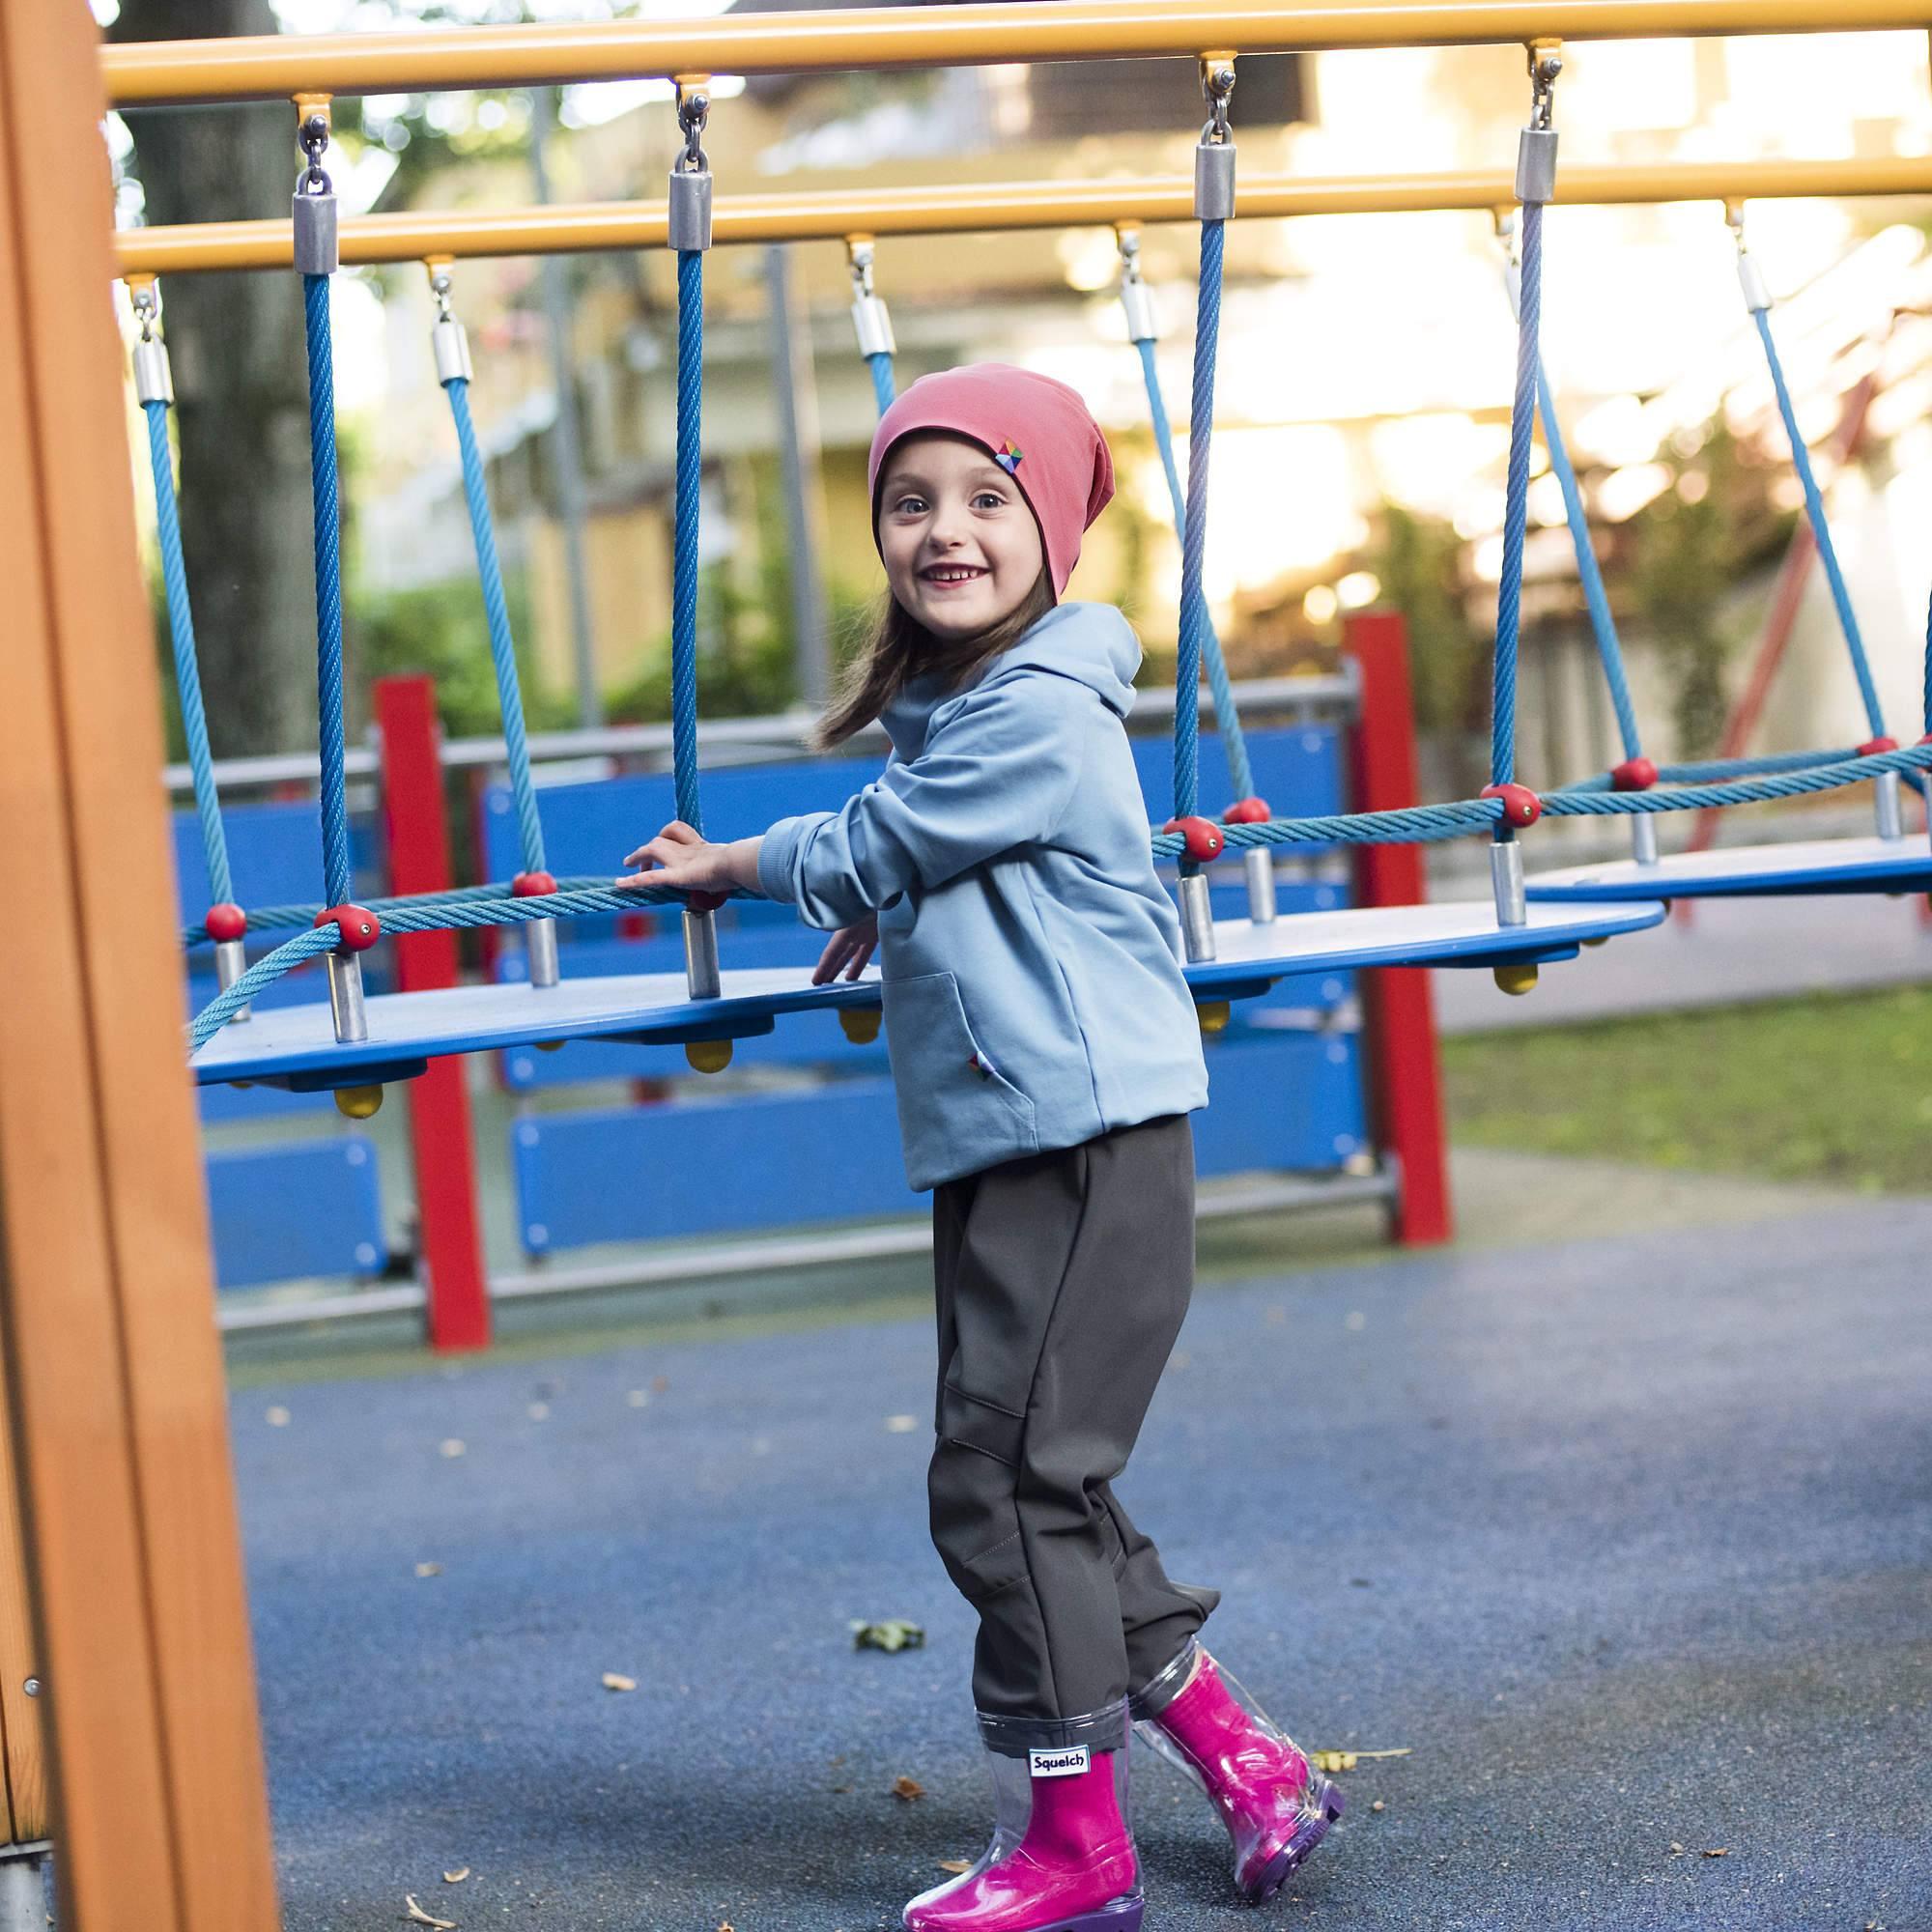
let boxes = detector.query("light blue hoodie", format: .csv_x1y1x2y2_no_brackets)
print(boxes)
756,601,1208,1191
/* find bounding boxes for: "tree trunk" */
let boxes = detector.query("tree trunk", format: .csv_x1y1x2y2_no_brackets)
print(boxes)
109,0,317,757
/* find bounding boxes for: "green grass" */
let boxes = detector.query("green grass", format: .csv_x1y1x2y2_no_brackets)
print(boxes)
1442,984,1932,1196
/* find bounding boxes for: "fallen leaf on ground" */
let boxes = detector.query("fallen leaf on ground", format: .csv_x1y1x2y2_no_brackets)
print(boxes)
441,1870,469,1884
402,1896,457,1929
414,1563,442,1578
851,1619,925,1653
937,1860,972,1874
1312,1746,1409,1773
603,1673,638,1692
893,1776,925,1802
1702,1848,1730,1859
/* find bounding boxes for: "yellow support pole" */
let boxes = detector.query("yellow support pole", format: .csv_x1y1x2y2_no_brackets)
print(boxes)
114,156,1932,279
99,0,1932,105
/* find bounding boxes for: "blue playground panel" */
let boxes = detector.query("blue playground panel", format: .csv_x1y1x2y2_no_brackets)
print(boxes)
509,1031,1364,1255
172,797,384,918
204,1137,386,1291
479,726,1346,930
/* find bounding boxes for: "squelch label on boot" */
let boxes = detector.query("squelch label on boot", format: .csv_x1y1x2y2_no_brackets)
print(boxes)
1028,1747,1090,1778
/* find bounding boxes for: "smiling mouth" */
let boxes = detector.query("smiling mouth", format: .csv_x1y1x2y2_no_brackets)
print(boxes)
921,565,987,584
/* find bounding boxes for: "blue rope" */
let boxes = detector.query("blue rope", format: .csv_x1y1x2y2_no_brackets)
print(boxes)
444,374,547,877
145,398,234,909
671,250,705,835
1554,746,1861,793
303,272,353,911
1751,306,1886,740
1136,335,1255,805
1540,741,1932,817
867,349,896,417
1491,200,1542,792
1535,356,1642,762
1175,217,1224,845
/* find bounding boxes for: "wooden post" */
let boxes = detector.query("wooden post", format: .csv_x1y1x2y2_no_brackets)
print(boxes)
0,1365,46,1849
0,9,279,1927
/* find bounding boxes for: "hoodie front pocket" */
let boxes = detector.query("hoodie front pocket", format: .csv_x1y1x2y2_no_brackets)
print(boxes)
883,970,1037,1183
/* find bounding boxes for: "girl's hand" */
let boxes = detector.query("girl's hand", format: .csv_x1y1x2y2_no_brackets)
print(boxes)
616,820,761,910
813,914,878,985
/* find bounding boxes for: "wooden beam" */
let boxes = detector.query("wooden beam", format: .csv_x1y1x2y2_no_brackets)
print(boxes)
0,8,278,1925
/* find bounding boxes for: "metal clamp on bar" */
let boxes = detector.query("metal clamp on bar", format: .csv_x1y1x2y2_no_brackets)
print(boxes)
426,261,473,384
1195,57,1236,222
847,239,895,357
128,280,173,404
1117,226,1158,343
1490,835,1528,928
1875,773,1905,840
683,903,723,1001
1177,871,1217,963
292,104,338,275
313,905,380,1045
669,77,713,252
1517,43,1561,204
1727,203,1772,313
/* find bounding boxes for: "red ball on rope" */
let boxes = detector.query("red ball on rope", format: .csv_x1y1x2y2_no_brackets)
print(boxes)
1609,757,1658,793
204,902,247,944
1162,815,1227,863
1859,736,1898,758
512,870,558,897
1480,782,1542,829
314,904,381,952
1221,797,1271,825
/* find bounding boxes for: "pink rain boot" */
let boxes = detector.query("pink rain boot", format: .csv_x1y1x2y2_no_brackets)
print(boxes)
903,1712,1143,1932
1133,1641,1343,1904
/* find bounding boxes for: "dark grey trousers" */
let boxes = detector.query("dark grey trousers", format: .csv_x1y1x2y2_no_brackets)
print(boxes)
928,1113,1219,1756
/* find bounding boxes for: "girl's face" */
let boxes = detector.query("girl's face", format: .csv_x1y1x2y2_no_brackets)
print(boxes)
876,433,1046,641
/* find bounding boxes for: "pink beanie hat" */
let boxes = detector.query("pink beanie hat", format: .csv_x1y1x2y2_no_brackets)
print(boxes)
867,363,1116,599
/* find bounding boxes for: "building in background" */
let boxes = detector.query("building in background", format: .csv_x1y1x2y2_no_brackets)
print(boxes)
272,25,1932,782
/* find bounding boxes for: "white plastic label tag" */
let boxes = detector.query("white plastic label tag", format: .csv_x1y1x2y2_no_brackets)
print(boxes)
1028,1747,1090,1778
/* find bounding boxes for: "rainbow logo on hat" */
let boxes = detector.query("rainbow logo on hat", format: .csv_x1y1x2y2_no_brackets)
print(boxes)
995,440,1024,476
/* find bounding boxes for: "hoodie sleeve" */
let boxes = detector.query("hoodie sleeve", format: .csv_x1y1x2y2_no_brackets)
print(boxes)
757,673,1088,928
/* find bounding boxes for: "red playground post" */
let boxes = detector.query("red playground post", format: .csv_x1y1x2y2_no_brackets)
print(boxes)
376,675,493,1351
1343,611,1453,1246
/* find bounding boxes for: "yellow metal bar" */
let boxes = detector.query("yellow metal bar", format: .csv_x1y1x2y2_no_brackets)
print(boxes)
114,156,1932,279
99,0,1932,106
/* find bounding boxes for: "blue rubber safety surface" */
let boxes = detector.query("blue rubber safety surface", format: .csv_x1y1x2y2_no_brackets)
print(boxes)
237,1201,1932,1931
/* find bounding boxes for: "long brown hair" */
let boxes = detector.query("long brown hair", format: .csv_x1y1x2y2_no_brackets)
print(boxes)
813,571,1056,751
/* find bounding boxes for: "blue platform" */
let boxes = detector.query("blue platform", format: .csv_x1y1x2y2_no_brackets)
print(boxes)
1527,835,1932,902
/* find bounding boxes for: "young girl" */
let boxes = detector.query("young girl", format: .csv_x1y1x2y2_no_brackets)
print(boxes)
621,365,1343,1930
